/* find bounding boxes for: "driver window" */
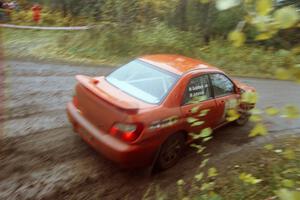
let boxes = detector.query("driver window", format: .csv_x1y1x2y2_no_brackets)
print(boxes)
210,73,234,97
183,75,212,105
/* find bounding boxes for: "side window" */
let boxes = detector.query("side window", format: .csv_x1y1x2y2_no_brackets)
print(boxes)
183,75,212,105
210,73,234,97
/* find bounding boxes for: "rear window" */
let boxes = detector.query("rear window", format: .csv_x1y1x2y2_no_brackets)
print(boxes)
106,60,179,104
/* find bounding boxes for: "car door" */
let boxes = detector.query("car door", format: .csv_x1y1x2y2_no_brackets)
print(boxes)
209,73,238,126
180,74,217,134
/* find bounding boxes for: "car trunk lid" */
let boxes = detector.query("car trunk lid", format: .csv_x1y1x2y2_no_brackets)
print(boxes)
75,75,145,132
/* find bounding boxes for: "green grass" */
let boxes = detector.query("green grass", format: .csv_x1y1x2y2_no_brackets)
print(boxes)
2,27,299,79
1,29,120,66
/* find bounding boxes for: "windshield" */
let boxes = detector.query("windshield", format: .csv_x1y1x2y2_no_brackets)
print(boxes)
106,60,179,104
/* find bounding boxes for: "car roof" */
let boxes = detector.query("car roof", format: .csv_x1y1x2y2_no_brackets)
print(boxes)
139,54,220,75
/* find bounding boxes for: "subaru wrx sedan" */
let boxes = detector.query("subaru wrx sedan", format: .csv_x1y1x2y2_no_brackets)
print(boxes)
67,54,255,170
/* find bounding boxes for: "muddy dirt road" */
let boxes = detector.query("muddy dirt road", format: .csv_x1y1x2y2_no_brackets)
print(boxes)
1,61,300,200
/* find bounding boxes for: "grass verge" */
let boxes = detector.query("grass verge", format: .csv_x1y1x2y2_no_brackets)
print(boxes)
146,135,300,200
2,27,299,79
212,136,300,200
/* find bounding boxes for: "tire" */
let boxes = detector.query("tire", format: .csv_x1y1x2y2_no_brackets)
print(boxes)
234,112,250,126
155,133,185,170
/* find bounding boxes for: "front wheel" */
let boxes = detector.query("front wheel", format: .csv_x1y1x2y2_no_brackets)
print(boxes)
155,133,185,170
234,112,250,126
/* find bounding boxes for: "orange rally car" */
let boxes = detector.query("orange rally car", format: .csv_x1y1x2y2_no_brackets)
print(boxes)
67,54,255,170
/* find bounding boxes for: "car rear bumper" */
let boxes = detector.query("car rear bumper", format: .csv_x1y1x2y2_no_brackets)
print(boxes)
66,102,157,168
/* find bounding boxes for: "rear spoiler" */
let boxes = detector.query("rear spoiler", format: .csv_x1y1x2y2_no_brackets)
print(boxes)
76,75,139,114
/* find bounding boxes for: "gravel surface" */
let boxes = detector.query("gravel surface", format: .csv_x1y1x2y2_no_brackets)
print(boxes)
1,60,300,200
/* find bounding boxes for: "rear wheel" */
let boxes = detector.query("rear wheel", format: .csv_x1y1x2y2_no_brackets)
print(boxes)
155,133,185,170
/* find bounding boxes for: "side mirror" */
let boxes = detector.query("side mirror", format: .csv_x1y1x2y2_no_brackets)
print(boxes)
236,87,244,94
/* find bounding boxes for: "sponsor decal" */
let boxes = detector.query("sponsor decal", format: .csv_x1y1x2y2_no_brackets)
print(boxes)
149,116,179,130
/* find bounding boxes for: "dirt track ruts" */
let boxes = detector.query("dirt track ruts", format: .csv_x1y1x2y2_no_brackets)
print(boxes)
1,60,300,200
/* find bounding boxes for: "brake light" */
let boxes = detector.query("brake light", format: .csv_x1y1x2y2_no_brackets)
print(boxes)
110,123,143,142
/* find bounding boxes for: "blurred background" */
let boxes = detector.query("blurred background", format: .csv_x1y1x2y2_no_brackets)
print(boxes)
0,0,299,78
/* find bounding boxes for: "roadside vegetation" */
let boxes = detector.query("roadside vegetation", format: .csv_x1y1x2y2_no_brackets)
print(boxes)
215,138,300,200
2,26,300,79
1,0,300,200
2,0,300,80
144,136,300,200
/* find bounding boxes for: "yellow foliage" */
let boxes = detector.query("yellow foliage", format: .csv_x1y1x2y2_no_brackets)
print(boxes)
208,167,218,177
239,172,262,184
177,179,185,186
249,123,268,137
228,30,246,47
265,107,280,116
191,121,204,127
198,109,210,117
276,189,300,200
283,149,296,160
255,32,273,41
191,106,201,114
282,105,300,119
187,117,198,123
241,91,258,104
274,6,299,29
194,172,204,181
199,128,212,138
226,109,240,122
256,0,273,16
264,144,274,150
249,114,262,122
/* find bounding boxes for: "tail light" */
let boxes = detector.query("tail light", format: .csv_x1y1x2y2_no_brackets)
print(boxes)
109,122,143,142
